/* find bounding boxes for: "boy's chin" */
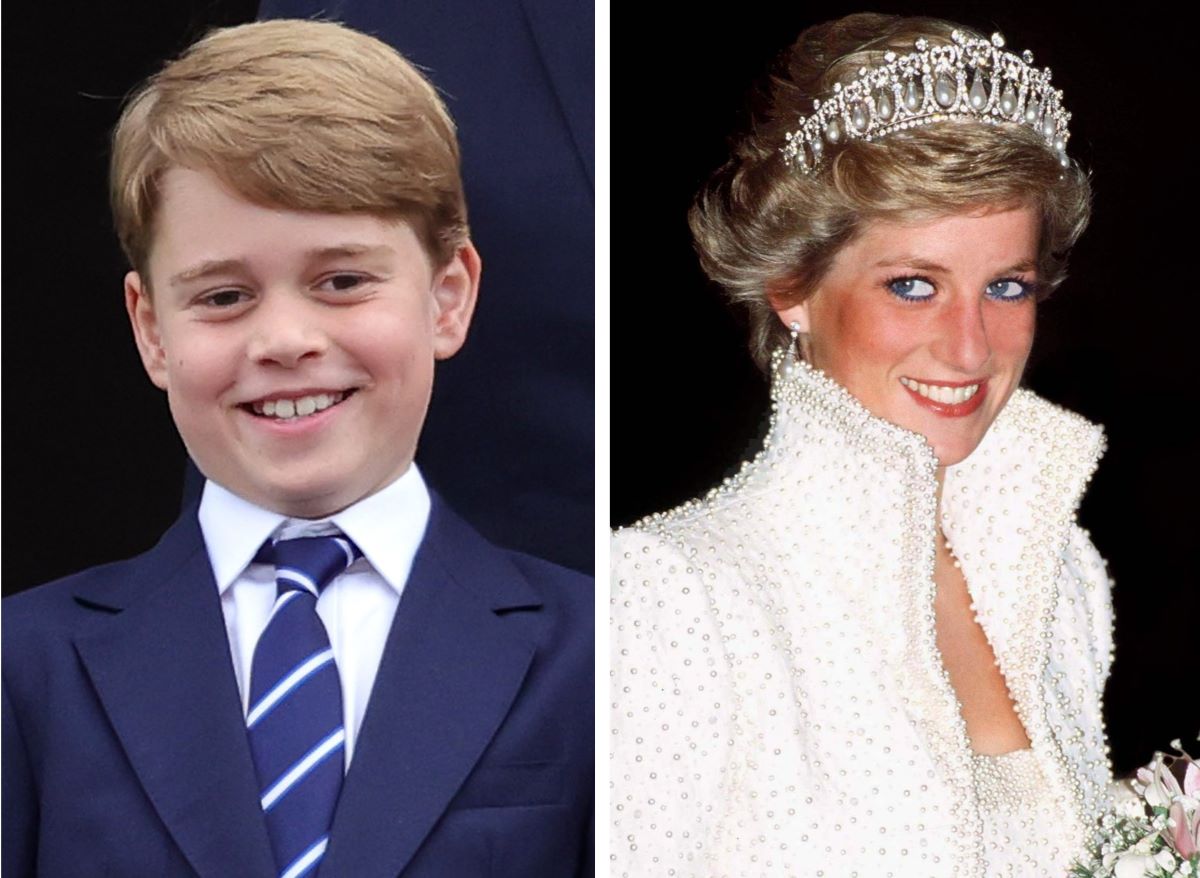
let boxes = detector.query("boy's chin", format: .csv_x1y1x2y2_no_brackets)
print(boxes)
223,471,391,519
190,432,420,518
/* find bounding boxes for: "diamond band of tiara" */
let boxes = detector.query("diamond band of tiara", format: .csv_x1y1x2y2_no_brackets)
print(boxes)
782,30,1070,174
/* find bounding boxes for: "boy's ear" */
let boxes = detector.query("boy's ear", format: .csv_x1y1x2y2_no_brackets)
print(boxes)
125,271,169,390
431,241,482,360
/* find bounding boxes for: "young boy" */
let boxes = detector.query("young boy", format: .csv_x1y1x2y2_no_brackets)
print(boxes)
2,20,593,878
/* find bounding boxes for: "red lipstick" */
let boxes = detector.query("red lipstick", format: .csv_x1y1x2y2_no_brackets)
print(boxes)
900,377,988,417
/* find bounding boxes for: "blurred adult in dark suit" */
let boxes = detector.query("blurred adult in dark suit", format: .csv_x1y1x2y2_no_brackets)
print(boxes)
256,0,595,573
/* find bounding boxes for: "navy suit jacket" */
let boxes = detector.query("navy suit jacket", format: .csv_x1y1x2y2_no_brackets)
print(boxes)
2,495,593,877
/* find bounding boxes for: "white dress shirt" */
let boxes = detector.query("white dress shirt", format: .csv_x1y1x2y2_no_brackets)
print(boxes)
198,466,431,767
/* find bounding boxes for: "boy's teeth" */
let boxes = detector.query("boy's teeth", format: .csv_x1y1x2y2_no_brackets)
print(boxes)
253,392,342,419
900,377,980,404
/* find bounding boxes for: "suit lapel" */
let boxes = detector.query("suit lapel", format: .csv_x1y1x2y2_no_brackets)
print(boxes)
321,498,540,877
73,512,276,878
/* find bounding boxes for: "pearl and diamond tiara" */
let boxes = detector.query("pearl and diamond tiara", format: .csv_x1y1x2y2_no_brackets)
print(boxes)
782,30,1070,174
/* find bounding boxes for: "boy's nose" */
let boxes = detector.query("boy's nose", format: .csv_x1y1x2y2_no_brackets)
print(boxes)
246,296,328,366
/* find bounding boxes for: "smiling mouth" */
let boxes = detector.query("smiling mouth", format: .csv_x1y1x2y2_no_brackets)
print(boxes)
243,390,355,420
899,377,982,405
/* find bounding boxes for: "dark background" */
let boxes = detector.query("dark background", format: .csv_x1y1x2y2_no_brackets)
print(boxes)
608,3,1196,777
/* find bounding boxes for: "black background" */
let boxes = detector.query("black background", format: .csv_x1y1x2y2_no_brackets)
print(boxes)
608,3,1197,776
3,0,262,592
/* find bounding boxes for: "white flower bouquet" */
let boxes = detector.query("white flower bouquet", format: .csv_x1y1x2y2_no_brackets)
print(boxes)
1072,741,1199,878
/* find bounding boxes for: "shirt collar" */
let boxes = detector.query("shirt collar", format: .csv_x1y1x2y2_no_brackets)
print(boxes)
198,465,432,597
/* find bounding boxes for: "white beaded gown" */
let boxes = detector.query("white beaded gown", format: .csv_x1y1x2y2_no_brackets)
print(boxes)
611,355,1115,878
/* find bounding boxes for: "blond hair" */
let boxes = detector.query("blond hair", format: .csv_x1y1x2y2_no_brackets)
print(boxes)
111,19,467,276
690,13,1092,372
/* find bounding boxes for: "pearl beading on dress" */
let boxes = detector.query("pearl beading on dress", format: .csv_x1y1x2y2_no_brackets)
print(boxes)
611,349,1115,877
971,749,1043,810
971,749,1074,875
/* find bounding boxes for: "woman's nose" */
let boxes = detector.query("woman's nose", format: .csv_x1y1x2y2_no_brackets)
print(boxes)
933,295,991,373
246,294,328,366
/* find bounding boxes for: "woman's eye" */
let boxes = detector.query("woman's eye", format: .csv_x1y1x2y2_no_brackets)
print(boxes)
886,277,935,301
986,278,1033,301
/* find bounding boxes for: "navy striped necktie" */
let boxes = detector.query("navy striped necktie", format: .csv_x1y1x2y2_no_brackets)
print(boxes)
247,534,360,878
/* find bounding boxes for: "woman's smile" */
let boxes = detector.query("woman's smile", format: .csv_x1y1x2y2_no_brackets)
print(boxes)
899,376,988,415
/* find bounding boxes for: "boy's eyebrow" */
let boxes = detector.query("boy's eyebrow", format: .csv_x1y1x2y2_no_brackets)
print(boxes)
306,244,394,260
169,258,246,287
168,245,396,287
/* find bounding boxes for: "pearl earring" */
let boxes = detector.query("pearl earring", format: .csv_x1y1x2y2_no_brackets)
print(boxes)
784,321,804,377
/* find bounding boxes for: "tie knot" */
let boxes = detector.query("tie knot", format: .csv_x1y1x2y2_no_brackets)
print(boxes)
256,534,362,597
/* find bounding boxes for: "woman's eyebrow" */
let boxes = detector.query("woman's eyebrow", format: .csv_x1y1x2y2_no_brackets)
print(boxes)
870,257,1038,274
997,259,1038,274
870,256,949,272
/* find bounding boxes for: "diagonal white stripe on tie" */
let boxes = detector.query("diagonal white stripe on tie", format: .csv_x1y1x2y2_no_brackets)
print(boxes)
261,728,346,811
275,568,319,596
267,589,302,622
247,648,336,729
279,835,329,878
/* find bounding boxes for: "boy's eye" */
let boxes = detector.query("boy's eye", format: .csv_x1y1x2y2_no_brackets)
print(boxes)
202,289,248,307
320,273,368,292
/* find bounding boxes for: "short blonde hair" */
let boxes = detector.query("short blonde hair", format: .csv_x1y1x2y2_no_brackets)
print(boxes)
111,19,468,277
690,13,1092,372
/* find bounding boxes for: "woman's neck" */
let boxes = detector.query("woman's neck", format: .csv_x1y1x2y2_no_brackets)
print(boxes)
935,466,947,524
